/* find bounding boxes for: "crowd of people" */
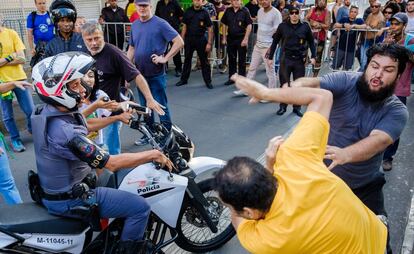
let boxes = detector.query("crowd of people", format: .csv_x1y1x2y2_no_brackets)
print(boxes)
0,0,412,253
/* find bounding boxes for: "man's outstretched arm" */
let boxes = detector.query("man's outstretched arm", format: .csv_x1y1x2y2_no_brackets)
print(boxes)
232,75,332,119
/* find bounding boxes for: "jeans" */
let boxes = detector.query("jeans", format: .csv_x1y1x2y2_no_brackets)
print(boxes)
247,45,276,88
103,121,122,155
0,139,22,204
274,47,281,74
0,87,34,141
43,187,150,241
138,74,172,130
359,39,374,71
332,49,356,70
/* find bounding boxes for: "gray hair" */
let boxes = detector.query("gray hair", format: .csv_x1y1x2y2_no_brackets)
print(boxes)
81,20,103,35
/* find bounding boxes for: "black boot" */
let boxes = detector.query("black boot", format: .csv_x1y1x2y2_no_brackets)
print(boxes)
117,240,146,254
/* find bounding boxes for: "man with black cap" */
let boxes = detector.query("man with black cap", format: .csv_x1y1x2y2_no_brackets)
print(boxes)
127,0,184,145
44,0,88,58
266,6,316,117
175,0,214,89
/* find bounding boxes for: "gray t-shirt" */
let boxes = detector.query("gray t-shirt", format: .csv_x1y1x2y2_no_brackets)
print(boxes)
320,71,408,189
256,7,282,48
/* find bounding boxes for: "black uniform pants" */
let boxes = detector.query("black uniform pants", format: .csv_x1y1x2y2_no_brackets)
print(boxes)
279,56,305,110
352,174,392,254
167,41,182,72
227,38,247,79
181,37,211,84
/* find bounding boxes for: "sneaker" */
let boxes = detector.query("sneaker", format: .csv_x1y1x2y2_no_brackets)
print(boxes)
382,160,393,171
233,90,247,96
259,100,269,103
11,139,25,152
134,136,149,146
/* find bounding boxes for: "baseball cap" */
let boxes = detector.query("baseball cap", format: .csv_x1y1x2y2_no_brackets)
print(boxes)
391,12,408,24
135,0,150,5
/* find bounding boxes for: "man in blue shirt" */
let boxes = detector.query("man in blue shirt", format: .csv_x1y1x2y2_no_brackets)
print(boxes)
336,0,351,23
127,0,184,145
293,43,409,254
26,0,54,65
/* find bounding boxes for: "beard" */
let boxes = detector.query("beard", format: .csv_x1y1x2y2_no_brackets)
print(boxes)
356,73,396,103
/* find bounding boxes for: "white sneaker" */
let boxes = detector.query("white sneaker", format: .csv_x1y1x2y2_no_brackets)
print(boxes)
259,100,269,103
233,90,247,96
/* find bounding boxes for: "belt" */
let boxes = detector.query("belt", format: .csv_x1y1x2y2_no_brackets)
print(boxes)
42,191,74,201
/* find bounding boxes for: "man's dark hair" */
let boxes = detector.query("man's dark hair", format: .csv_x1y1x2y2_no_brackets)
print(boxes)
383,2,401,14
366,43,410,75
407,0,414,4
350,5,359,11
214,157,277,212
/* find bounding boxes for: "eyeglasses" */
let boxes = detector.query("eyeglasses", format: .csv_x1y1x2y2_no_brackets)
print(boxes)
289,11,299,15
137,4,150,7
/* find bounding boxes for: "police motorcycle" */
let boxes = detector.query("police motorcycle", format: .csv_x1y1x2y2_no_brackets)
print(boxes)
0,52,235,253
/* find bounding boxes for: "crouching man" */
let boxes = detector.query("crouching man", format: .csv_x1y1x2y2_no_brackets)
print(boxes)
214,74,387,254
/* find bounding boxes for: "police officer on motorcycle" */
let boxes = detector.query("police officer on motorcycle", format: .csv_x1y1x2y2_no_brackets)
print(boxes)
31,52,172,254
43,0,88,58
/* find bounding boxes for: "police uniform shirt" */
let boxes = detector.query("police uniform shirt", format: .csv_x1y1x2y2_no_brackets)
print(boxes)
155,0,184,31
183,7,212,38
267,20,316,60
221,6,253,39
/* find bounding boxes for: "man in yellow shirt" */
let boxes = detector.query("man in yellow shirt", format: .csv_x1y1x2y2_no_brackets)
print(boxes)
214,74,387,254
0,20,34,152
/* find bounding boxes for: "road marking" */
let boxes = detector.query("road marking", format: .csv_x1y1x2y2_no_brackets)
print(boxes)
401,193,414,254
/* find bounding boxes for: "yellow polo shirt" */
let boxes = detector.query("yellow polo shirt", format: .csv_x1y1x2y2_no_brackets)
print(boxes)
237,111,387,254
0,28,27,82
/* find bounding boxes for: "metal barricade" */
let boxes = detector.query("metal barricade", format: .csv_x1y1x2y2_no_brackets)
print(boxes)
101,22,132,51
329,27,381,72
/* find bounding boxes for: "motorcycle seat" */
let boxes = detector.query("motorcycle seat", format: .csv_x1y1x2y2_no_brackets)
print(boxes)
0,202,88,234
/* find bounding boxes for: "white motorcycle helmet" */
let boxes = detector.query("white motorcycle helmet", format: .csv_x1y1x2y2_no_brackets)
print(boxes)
32,52,95,110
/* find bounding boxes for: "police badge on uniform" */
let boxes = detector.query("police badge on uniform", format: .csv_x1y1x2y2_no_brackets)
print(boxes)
300,38,304,44
200,21,204,26
239,21,242,26
170,12,174,17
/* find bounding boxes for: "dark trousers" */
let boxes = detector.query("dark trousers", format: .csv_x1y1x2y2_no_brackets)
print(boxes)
383,96,407,161
352,174,392,254
167,41,182,72
227,38,247,79
181,37,211,85
278,56,305,110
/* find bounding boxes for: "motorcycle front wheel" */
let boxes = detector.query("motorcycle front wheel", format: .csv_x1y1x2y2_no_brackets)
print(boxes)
173,178,235,253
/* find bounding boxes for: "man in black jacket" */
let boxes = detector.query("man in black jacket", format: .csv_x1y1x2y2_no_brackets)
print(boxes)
266,6,316,117
155,0,184,77
101,0,130,50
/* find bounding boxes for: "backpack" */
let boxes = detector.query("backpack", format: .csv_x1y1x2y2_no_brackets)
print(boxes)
30,10,50,27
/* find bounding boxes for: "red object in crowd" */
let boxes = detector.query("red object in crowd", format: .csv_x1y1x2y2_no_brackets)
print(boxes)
130,12,140,23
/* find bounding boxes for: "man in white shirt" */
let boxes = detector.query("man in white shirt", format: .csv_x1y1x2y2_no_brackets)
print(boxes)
234,0,282,96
